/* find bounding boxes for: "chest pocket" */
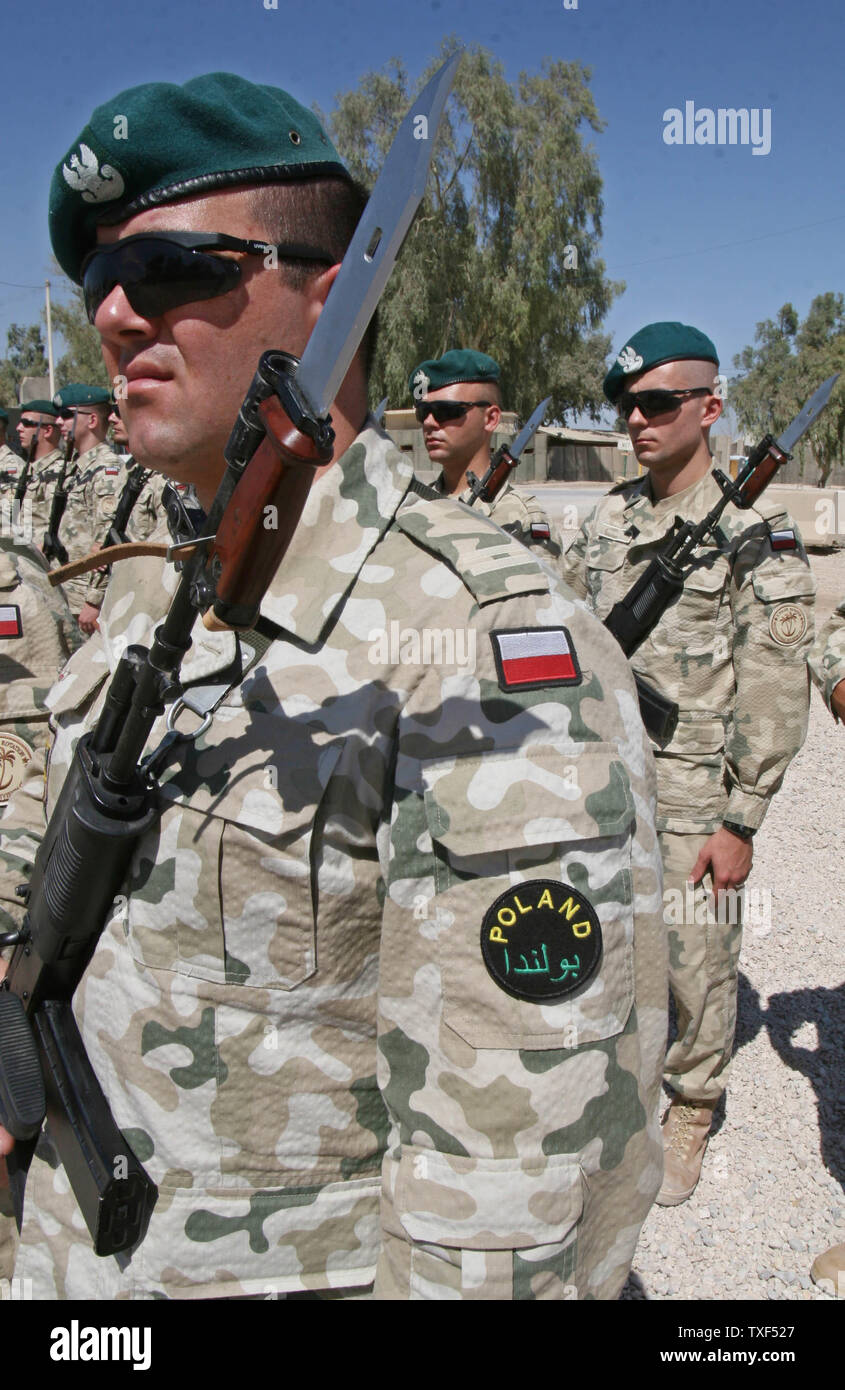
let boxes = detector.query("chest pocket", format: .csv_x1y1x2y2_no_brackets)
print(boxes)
422,743,636,1051
124,705,344,992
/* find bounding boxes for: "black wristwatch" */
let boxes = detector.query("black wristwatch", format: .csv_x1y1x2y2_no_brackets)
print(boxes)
722,820,755,841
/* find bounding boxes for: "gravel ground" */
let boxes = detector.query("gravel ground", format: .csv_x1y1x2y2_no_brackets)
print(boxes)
622,549,845,1302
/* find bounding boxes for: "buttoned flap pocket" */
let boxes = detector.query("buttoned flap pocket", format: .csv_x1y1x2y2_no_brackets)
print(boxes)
129,706,344,991
663,715,726,758
394,1147,583,1251
684,560,728,596
422,743,636,1050
585,539,627,573
46,638,110,717
751,568,816,603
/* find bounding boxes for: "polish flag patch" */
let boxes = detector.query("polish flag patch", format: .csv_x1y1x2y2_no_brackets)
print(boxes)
491,626,581,691
530,521,551,540
770,528,797,550
0,605,23,639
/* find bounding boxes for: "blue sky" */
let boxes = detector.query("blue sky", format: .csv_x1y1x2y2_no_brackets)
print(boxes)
1,0,842,430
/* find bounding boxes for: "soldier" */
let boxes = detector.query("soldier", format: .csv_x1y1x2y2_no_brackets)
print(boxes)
410,349,561,560
0,408,22,486
50,384,123,634
0,73,667,1301
560,321,815,1205
11,400,63,546
102,399,162,542
807,600,845,1298
0,534,76,1285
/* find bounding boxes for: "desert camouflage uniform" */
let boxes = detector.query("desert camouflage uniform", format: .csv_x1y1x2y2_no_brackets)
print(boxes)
44,442,124,617
560,469,814,1103
808,597,845,718
27,449,66,531
0,534,75,1282
436,476,561,560
0,424,667,1301
0,444,24,488
102,458,164,544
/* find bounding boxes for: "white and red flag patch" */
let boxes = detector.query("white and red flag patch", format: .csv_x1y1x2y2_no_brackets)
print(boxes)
0,605,23,639
770,528,797,551
491,626,581,690
530,521,551,540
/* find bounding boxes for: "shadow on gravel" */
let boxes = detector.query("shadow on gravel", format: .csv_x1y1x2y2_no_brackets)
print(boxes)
619,1269,649,1301
765,982,845,1191
735,972,844,1189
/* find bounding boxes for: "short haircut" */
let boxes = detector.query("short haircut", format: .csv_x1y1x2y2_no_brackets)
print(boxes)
246,177,378,376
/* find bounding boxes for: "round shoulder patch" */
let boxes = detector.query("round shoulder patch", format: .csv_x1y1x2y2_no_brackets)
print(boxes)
0,732,33,805
769,603,807,647
481,879,603,1003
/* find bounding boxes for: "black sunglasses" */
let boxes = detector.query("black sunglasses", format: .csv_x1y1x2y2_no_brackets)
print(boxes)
617,387,713,421
81,231,335,323
414,399,493,425
18,417,45,429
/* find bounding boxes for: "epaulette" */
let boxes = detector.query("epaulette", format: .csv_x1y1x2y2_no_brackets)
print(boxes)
395,491,551,606
608,475,644,495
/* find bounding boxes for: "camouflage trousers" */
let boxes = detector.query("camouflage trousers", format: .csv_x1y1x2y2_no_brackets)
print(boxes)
660,831,743,1105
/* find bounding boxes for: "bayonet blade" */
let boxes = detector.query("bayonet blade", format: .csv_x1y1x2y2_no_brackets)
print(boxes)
296,54,461,418
508,396,553,460
776,373,840,454
373,396,389,425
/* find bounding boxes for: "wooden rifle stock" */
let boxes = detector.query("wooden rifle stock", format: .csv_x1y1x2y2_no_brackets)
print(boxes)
204,360,333,631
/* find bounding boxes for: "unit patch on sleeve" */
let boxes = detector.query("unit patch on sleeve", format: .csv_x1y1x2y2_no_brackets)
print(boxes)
481,880,603,1003
0,605,23,639
769,603,807,647
0,733,33,805
491,626,581,691
529,521,551,541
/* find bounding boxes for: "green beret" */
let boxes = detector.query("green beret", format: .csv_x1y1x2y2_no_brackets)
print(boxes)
603,322,719,403
49,72,349,283
409,349,500,399
0,408,8,422
20,399,59,417
53,384,111,410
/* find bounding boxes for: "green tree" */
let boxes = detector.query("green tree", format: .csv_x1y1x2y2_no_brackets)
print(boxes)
731,295,845,485
322,40,622,421
0,322,49,405
50,280,110,389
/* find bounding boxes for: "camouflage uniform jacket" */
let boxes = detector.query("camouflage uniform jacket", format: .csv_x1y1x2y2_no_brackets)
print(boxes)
808,596,845,718
436,474,561,560
98,455,163,544
25,449,66,543
560,469,815,834
0,424,667,1300
0,444,24,488
53,442,124,614
0,535,75,801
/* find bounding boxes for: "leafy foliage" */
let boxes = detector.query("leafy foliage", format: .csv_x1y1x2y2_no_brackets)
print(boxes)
321,39,622,422
0,323,48,406
731,294,845,485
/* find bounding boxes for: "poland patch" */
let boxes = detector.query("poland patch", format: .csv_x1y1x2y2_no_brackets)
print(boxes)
530,521,551,540
0,605,22,639
491,626,581,691
770,528,797,550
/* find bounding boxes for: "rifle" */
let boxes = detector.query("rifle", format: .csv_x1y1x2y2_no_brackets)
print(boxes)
0,54,459,1258
605,374,840,747
465,395,551,506
101,462,150,549
42,415,77,565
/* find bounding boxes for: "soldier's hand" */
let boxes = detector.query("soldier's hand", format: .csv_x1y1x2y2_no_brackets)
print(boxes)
77,603,101,636
831,679,845,721
0,958,13,1159
689,826,753,896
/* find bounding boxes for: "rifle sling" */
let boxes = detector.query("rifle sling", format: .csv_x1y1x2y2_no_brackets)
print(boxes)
47,542,171,586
